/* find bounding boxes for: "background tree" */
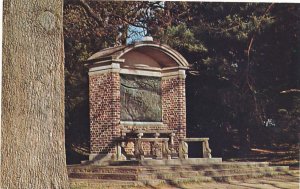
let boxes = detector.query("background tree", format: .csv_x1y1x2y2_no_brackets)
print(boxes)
2,0,69,188
159,2,299,155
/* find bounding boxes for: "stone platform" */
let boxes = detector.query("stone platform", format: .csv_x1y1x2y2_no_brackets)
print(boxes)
108,158,222,166
68,161,291,188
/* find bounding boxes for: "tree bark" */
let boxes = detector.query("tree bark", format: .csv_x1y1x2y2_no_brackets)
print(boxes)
2,0,69,188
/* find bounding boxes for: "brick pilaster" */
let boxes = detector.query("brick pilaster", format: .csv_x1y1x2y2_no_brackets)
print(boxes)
162,76,187,149
89,71,120,154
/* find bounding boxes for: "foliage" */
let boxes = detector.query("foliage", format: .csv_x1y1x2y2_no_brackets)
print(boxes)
161,23,208,53
155,3,299,154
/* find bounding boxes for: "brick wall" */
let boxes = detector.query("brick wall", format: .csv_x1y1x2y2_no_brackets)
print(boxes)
162,76,186,149
89,72,186,156
89,72,120,154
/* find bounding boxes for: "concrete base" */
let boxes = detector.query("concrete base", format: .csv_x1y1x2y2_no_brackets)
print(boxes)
84,153,222,166
83,153,115,166
140,158,222,166
109,158,222,166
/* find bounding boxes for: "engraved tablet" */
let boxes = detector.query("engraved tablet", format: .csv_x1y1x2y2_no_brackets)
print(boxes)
120,74,162,122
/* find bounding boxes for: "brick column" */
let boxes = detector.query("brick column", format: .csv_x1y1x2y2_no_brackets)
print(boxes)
88,64,120,156
162,70,186,150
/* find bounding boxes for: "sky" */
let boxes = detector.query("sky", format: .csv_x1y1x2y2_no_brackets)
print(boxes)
127,25,147,45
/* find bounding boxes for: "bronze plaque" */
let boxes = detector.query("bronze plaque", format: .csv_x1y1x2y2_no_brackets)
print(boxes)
120,74,162,122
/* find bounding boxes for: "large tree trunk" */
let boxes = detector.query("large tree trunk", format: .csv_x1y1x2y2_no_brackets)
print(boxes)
2,0,69,188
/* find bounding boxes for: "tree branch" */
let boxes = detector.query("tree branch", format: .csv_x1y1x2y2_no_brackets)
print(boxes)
280,89,300,94
247,3,275,57
78,0,103,26
245,3,275,123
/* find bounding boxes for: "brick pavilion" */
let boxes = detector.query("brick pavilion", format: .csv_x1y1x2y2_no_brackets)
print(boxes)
85,39,214,165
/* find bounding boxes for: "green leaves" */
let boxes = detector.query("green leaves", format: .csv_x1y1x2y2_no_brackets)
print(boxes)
161,23,207,53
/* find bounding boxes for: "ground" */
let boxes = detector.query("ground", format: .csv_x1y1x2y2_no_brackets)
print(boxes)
158,173,299,189
70,170,299,189
224,144,299,168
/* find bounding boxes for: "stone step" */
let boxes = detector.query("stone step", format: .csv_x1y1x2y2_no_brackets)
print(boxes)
68,165,138,174
135,158,223,166
211,170,285,182
140,179,167,186
202,166,289,177
137,162,270,172
141,176,213,187
109,158,223,166
68,172,138,181
138,170,200,180
138,166,288,180
69,178,145,189
68,162,270,173
109,160,141,166
170,176,213,184
195,162,270,170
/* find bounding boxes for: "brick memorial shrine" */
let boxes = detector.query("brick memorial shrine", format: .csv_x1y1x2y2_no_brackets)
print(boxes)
84,39,221,165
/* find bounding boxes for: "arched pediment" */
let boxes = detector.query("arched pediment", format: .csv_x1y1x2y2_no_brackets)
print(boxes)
87,42,189,69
